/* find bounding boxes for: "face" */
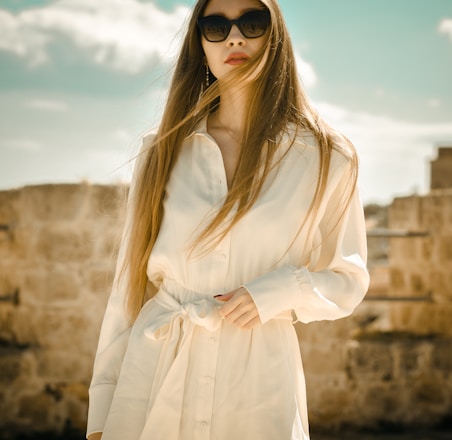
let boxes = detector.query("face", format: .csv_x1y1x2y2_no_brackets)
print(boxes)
199,0,269,82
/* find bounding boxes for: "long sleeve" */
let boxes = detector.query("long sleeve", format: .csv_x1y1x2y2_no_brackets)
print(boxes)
86,134,154,436
244,156,369,324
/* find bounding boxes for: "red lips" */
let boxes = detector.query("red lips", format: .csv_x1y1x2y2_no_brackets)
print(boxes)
225,52,250,65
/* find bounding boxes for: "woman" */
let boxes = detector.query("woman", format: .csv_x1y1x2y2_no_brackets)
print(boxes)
87,0,369,438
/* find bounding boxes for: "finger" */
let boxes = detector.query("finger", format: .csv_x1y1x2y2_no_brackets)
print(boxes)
231,310,261,329
219,294,245,318
242,316,261,330
214,293,234,302
222,301,255,323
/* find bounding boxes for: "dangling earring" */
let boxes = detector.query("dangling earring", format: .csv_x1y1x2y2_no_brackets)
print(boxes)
205,65,210,88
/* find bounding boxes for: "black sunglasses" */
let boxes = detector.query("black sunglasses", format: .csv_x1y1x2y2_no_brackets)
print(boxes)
198,9,270,43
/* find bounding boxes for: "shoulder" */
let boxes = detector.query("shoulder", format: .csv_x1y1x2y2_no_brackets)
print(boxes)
285,125,352,159
130,130,158,178
283,125,357,180
136,130,158,161
142,130,158,149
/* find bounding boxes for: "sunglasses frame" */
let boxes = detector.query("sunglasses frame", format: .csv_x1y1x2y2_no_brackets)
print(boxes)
198,9,271,43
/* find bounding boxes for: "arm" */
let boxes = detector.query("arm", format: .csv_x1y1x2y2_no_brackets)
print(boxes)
243,159,369,324
86,134,155,438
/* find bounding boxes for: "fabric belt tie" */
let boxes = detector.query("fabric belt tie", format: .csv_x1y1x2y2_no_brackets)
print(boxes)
139,286,222,440
144,287,222,340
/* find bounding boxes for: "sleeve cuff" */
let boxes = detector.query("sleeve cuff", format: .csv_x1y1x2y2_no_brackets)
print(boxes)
243,265,308,324
86,383,116,437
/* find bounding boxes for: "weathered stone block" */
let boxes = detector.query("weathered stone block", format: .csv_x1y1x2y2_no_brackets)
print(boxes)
85,265,115,296
18,392,56,430
37,311,94,351
431,271,446,299
360,384,403,423
389,196,422,230
9,307,42,346
91,225,122,259
422,237,433,260
439,235,452,260
88,184,127,220
65,388,89,431
36,350,92,383
431,339,452,374
389,303,452,336
35,225,94,263
422,196,446,230
22,268,82,305
396,342,425,377
412,379,447,407
0,224,39,261
389,267,405,292
345,341,394,382
0,188,20,223
303,346,344,376
311,388,352,425
19,184,90,222
62,382,89,402
410,273,427,296
0,351,22,383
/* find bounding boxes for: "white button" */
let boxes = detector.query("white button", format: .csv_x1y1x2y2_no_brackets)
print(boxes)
203,376,213,384
208,337,216,344
219,253,227,260
200,421,208,428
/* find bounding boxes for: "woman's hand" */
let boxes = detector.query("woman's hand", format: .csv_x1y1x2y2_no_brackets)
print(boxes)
87,433,102,440
216,287,261,330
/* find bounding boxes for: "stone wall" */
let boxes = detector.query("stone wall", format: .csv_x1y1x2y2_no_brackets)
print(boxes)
431,147,452,190
0,184,451,437
298,189,451,431
0,184,126,437
298,190,451,431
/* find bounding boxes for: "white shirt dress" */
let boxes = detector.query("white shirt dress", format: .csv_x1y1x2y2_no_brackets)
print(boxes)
87,119,369,440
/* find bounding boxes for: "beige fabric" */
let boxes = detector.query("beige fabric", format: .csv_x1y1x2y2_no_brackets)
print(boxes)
87,119,369,440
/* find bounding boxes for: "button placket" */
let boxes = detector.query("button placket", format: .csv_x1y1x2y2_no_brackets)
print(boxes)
193,325,221,440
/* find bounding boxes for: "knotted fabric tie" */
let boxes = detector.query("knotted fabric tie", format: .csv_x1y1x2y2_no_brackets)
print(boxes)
139,286,222,440
144,287,222,340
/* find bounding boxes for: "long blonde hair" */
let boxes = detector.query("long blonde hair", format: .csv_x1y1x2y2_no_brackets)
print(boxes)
121,0,358,322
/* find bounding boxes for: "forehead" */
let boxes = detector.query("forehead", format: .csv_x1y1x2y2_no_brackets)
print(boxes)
203,0,264,17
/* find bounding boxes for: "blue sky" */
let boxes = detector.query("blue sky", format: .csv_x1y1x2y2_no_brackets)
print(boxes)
1,0,451,204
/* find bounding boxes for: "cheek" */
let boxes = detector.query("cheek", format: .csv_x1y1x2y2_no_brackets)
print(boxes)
201,38,208,57
202,44,223,77
202,41,214,65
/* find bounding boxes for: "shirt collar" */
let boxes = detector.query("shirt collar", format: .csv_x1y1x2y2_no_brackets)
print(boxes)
192,115,209,136
189,116,311,147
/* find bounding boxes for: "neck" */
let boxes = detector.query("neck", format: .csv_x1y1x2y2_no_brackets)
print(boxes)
212,83,251,136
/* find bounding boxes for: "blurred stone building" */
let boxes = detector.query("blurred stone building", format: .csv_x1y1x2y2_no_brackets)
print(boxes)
431,146,452,190
0,147,451,438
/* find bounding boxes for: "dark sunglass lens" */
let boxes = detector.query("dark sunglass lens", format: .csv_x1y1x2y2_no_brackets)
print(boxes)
201,16,230,42
239,11,270,38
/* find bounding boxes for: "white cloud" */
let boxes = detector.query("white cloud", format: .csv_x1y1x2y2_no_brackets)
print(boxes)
315,102,452,203
427,98,441,108
1,138,43,151
25,99,69,111
0,0,319,85
112,129,132,143
439,18,452,41
0,0,190,73
295,53,317,89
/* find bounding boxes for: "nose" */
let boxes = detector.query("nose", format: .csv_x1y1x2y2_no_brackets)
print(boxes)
227,24,245,46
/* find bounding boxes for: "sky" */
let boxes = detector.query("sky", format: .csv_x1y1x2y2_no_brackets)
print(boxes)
0,0,451,205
